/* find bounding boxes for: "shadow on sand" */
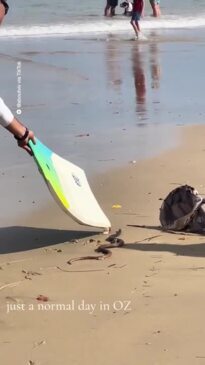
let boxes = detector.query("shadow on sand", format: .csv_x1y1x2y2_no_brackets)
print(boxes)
126,224,205,258
2,224,205,259
0,226,97,254
124,242,205,258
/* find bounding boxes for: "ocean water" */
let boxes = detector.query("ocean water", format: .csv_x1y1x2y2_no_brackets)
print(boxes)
2,0,205,38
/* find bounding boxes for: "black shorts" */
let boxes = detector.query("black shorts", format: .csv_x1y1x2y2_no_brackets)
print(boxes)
108,0,118,7
1,0,9,15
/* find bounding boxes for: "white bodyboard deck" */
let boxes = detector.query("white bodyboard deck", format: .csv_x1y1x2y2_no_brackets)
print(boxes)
29,139,111,231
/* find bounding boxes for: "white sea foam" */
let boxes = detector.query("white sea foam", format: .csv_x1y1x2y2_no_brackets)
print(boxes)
1,15,205,38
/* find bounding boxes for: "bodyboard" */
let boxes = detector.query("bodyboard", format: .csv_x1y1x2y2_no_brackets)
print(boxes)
28,139,111,230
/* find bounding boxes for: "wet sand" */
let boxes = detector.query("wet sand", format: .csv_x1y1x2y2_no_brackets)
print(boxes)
2,35,205,221
1,35,205,364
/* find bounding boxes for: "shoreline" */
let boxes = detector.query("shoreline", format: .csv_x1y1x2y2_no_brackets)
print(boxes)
2,34,205,225
2,6,205,364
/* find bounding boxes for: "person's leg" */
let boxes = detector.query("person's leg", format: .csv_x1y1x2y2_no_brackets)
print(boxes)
149,0,157,17
111,6,116,15
0,3,6,24
131,13,141,37
111,0,118,16
104,0,111,16
156,1,161,16
150,0,161,17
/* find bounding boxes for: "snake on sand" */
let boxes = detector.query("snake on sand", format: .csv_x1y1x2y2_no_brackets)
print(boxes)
67,229,124,265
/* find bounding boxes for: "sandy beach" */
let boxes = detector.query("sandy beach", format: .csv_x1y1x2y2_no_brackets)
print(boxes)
1,124,205,364
1,32,205,364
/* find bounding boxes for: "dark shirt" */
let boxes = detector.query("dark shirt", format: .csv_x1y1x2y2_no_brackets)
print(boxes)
133,0,143,13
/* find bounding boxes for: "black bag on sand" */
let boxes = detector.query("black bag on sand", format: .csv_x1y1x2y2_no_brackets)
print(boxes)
159,185,205,233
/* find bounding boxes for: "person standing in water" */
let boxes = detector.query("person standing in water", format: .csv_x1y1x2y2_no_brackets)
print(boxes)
104,0,119,16
149,0,161,17
130,0,145,40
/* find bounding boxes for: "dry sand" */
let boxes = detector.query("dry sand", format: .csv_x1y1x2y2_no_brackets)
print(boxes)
1,124,205,364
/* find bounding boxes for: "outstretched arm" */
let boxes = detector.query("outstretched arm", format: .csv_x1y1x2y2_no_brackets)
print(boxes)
0,97,35,154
